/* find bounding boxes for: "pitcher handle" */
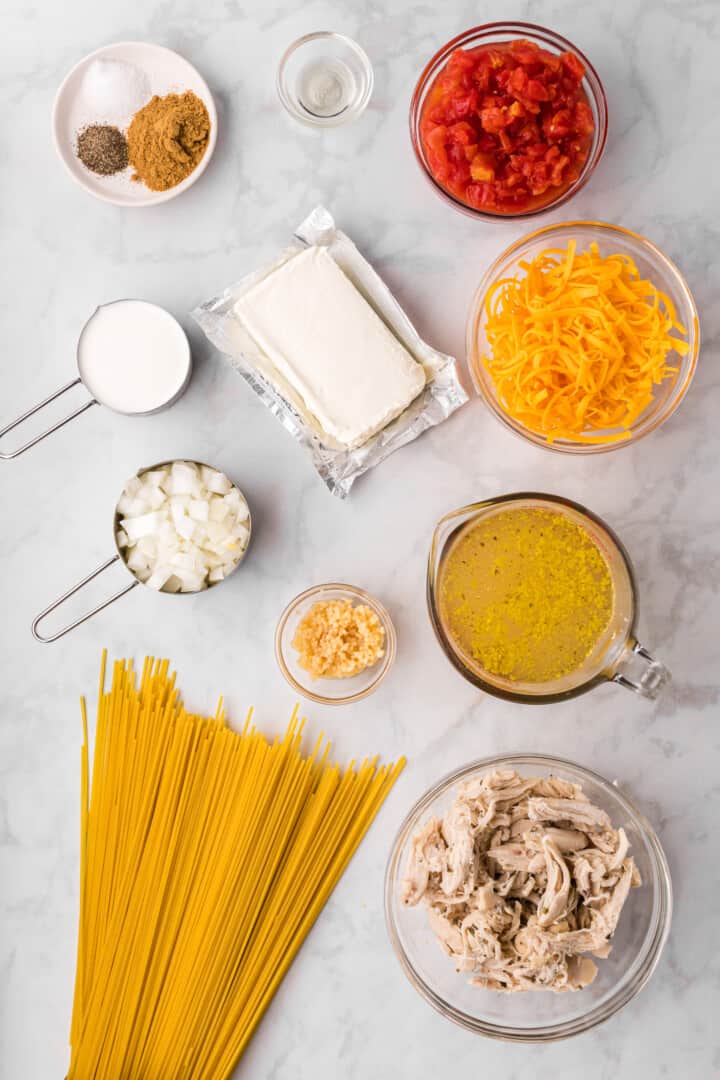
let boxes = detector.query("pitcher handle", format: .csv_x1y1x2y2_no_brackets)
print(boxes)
611,640,670,700
32,555,138,643
0,377,96,459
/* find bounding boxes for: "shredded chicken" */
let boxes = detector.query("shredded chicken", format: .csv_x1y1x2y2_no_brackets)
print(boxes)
402,769,641,993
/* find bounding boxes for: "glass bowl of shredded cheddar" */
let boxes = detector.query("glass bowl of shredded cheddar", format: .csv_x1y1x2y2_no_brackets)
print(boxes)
275,583,396,705
467,221,699,451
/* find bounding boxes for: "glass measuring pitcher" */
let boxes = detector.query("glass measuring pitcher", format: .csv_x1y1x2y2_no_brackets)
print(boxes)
427,493,669,704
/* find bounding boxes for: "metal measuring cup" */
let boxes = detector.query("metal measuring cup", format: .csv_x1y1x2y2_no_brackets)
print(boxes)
31,459,252,643
0,300,192,459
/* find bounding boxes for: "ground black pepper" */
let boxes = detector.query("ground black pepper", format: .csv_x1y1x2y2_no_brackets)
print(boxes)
76,124,129,176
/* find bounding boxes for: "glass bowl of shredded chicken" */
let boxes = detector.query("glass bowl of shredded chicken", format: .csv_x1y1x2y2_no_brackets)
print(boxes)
385,755,672,1041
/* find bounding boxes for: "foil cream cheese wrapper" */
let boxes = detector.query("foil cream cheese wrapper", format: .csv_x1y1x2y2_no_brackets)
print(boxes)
192,205,469,497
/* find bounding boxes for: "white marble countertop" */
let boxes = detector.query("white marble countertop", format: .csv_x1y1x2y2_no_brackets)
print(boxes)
1,0,718,1076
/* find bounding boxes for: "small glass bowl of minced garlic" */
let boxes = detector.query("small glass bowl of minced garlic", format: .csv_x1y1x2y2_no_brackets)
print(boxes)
275,583,396,704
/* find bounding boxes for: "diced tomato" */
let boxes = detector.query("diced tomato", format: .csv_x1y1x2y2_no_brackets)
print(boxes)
447,120,475,144
574,100,594,135
480,105,513,132
498,129,514,152
524,142,547,162
510,40,541,66
472,63,493,91
446,89,479,121
542,52,562,75
425,125,449,167
470,152,496,181
528,161,552,194
550,154,570,184
464,182,494,209
543,108,572,139
525,77,550,101
427,105,446,125
508,66,528,95
516,121,541,144
447,49,476,76
420,38,594,214
561,50,585,82
447,142,468,167
485,48,509,70
436,73,459,95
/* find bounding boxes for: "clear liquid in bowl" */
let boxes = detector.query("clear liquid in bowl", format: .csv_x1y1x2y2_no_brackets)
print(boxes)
296,58,357,118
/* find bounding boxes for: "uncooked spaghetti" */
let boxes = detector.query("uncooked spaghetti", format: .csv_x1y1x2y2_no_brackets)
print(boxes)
67,653,405,1078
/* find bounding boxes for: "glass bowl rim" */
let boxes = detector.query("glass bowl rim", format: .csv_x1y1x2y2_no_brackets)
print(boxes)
385,751,673,1042
274,581,397,705
466,219,700,453
276,31,374,128
409,21,608,222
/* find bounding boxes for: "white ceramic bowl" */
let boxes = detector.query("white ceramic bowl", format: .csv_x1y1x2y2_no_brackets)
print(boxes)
52,41,218,207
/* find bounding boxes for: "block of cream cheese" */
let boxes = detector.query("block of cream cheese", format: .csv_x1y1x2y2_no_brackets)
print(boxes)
233,246,426,449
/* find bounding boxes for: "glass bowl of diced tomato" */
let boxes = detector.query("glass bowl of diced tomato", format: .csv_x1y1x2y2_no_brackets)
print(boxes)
410,23,608,219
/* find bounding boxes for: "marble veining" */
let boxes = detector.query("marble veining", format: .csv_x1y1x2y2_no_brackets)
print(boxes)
0,0,718,1077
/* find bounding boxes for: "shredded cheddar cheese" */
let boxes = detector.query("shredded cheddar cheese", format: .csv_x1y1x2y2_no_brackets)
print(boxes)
481,240,690,442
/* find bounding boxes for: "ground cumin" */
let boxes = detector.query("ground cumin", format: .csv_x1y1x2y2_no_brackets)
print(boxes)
127,90,210,192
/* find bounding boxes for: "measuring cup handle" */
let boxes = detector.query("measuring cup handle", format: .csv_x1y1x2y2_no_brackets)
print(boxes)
611,640,671,700
0,377,96,460
32,555,138,643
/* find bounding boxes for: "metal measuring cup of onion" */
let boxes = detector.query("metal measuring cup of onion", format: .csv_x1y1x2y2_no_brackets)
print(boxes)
32,459,252,643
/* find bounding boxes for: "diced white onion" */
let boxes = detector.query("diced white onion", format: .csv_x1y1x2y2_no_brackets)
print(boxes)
145,566,173,591
189,499,209,523
208,496,229,523
201,465,232,494
116,461,250,593
121,511,163,541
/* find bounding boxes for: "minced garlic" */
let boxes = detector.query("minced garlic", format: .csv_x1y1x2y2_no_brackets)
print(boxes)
292,599,385,679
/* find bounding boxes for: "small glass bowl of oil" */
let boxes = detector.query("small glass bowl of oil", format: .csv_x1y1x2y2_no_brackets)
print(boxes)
277,31,373,127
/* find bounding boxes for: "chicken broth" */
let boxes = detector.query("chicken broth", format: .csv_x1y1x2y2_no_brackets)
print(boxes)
438,506,614,684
